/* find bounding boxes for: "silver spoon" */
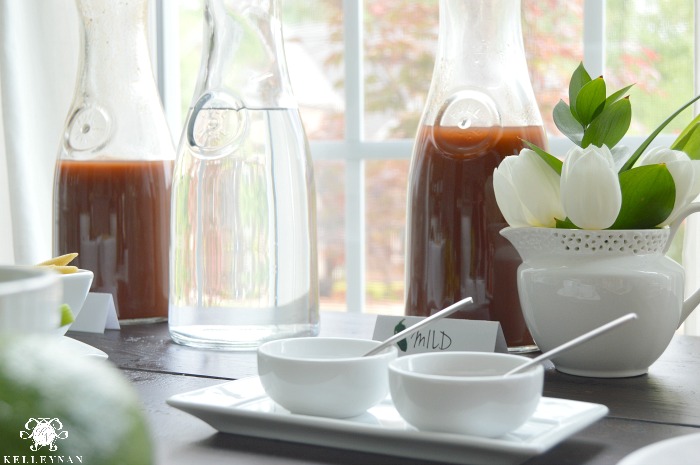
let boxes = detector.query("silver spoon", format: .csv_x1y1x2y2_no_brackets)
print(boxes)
364,296,474,357
503,312,638,376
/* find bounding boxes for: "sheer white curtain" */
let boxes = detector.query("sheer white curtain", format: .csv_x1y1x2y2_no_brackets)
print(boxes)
0,0,77,265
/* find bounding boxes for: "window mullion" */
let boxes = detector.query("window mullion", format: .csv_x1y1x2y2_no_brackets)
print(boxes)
583,0,605,76
342,0,365,313
310,140,412,161
154,0,181,143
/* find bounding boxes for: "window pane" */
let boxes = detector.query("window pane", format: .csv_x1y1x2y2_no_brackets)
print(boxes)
606,0,695,135
315,160,346,310
523,0,584,135
363,1,438,141
284,0,345,140
283,2,346,309
363,1,586,141
365,159,409,315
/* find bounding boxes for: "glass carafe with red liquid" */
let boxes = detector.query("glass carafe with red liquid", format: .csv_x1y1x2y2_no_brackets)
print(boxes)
53,0,175,322
405,0,546,351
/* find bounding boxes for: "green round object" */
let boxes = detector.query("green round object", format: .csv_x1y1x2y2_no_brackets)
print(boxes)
0,336,153,464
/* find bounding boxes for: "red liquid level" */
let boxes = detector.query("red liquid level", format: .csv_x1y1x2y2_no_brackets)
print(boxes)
54,160,172,321
405,125,546,348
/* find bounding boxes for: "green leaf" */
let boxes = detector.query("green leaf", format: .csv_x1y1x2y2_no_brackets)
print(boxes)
555,217,579,229
394,319,408,352
575,77,607,126
672,112,700,146
671,121,700,160
569,62,592,123
609,164,675,229
553,100,584,145
523,140,563,175
621,93,700,172
605,84,634,106
581,98,631,149
671,121,698,150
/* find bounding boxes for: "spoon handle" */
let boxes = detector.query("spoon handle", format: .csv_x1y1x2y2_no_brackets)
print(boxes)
363,297,474,357
504,312,638,377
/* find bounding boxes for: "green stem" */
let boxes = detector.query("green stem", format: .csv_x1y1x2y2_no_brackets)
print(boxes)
620,94,700,172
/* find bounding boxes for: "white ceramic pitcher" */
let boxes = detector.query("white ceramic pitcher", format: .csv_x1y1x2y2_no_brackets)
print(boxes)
501,203,700,378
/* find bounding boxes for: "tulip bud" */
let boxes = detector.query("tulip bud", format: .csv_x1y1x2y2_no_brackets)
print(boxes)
561,145,622,229
493,149,564,228
494,157,530,228
634,146,700,225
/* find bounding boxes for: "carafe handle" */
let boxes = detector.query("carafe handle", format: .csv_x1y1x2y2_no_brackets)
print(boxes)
186,90,249,160
666,201,700,326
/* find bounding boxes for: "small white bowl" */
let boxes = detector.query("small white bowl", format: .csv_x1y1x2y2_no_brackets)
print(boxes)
257,337,398,418
389,352,544,437
56,269,94,335
0,266,62,335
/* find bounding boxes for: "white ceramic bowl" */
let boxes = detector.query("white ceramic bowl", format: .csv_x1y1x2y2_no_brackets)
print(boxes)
257,337,398,418
389,352,544,437
56,270,94,335
0,266,62,335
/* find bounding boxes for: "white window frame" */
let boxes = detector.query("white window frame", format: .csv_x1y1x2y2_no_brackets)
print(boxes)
154,0,699,314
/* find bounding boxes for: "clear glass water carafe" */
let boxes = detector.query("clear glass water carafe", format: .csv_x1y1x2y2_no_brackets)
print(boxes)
405,0,546,351
169,0,320,349
53,0,174,322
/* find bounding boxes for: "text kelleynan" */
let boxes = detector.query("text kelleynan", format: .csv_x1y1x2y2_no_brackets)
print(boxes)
3,456,84,464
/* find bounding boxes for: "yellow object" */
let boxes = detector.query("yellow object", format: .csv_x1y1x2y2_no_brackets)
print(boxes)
43,265,79,274
36,254,79,274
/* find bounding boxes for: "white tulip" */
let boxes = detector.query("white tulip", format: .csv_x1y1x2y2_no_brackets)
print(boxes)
493,149,564,228
634,146,700,226
560,145,622,230
493,158,530,228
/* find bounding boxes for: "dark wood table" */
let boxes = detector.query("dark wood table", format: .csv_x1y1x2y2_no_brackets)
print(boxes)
68,312,700,465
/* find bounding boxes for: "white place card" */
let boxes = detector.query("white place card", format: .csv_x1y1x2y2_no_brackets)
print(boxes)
70,292,120,333
372,315,507,355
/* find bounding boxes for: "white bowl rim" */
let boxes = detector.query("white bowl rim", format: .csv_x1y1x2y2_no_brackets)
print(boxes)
389,351,542,381
0,266,59,295
58,269,94,284
258,336,397,362
60,269,94,277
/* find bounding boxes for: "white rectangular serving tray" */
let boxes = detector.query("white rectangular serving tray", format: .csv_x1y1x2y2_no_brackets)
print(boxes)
167,377,608,465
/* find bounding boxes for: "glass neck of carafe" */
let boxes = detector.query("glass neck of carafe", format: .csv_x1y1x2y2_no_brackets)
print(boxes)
193,0,296,110
74,0,155,103
424,0,539,127
436,0,527,83
64,0,172,160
